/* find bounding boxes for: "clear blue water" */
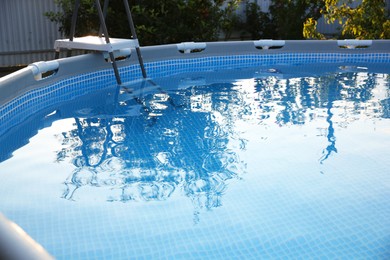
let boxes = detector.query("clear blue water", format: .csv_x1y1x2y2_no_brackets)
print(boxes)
0,63,389,259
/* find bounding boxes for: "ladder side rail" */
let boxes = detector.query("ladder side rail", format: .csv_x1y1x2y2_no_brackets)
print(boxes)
123,0,147,78
98,0,110,37
95,0,122,85
55,0,80,58
67,0,81,57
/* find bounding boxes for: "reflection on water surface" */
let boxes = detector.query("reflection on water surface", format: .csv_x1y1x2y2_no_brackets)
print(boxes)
49,67,389,219
0,62,389,259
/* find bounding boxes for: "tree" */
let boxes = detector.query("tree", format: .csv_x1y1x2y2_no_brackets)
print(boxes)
220,0,243,40
129,0,225,44
244,0,324,40
303,0,390,39
45,0,99,37
269,0,324,39
45,0,242,45
244,1,274,39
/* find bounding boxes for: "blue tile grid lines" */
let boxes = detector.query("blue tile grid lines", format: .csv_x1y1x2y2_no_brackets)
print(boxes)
1,52,389,136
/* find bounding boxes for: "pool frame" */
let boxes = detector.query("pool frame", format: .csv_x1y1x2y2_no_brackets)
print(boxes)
1,40,389,136
1,40,389,105
0,39,389,259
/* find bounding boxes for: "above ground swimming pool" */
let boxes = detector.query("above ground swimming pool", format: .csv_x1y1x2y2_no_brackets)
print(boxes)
0,40,389,259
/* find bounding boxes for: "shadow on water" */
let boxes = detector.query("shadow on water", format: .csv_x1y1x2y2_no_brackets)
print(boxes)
0,64,389,221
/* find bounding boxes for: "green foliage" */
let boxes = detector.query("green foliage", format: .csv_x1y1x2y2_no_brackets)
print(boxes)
243,1,274,39
304,0,390,39
220,0,243,40
45,0,242,45
303,18,326,39
244,0,324,40
129,0,225,44
45,0,99,37
269,0,324,39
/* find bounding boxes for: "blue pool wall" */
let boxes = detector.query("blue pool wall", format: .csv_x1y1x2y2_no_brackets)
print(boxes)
1,40,389,105
0,40,389,139
0,40,389,162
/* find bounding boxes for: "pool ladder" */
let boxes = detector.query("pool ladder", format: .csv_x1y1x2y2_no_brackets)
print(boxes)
54,0,147,85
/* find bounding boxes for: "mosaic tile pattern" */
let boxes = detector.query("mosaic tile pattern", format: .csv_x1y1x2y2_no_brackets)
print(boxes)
1,53,389,136
136,53,390,80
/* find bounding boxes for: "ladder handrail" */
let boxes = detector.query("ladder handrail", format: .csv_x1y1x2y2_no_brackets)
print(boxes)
98,0,110,37
56,0,147,85
95,0,122,85
123,0,147,79
67,0,80,57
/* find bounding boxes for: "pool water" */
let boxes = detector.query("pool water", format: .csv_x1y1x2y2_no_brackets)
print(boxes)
0,63,389,259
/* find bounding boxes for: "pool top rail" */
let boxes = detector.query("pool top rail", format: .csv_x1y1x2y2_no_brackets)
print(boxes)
0,39,389,107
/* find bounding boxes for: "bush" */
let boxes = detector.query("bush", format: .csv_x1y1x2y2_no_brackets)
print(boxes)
304,0,390,39
243,1,274,39
45,0,100,37
46,0,242,45
243,0,324,40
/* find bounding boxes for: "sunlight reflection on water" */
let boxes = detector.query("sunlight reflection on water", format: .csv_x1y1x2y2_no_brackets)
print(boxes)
0,64,389,259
